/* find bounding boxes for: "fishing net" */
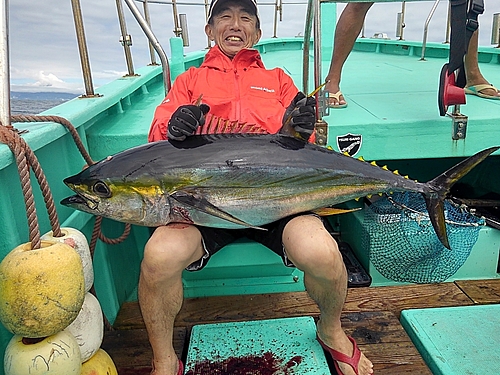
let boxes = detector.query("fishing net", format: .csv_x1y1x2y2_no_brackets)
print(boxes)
363,192,484,283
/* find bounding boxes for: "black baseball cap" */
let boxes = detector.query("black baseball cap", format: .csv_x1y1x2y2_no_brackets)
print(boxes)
207,0,260,26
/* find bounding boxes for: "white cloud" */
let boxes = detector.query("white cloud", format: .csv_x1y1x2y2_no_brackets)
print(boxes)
32,71,66,87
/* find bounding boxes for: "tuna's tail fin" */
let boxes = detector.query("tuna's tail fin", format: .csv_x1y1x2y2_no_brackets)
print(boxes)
424,146,499,249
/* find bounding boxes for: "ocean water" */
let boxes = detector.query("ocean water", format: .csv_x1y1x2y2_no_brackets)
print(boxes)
10,99,69,116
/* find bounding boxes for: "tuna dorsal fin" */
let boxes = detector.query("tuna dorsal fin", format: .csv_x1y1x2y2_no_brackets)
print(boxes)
170,190,266,231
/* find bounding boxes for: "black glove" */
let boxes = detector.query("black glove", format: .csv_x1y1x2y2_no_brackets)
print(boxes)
167,104,210,141
282,92,316,141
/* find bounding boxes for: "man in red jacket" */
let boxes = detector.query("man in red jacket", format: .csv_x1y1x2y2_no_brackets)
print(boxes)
143,1,373,375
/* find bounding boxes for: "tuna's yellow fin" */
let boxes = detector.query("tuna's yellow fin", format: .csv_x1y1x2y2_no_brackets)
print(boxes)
312,207,362,216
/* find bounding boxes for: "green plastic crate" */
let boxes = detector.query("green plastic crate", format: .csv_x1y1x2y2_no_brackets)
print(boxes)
185,317,330,374
401,304,500,375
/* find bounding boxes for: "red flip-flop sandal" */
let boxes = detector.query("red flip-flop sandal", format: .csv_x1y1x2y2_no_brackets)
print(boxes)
317,335,361,375
151,359,184,375
177,359,184,375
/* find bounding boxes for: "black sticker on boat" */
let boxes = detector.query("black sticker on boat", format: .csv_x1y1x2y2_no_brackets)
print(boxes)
336,133,362,157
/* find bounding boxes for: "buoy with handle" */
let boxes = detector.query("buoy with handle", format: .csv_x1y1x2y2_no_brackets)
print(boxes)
42,227,94,292
0,240,85,337
3,329,81,375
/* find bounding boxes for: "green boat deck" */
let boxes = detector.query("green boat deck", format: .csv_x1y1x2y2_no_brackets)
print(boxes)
1,18,500,374
103,279,500,374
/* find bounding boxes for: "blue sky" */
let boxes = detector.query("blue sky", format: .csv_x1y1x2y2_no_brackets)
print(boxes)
8,0,498,93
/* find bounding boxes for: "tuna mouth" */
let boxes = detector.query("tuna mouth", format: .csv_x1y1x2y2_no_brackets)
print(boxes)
61,194,98,210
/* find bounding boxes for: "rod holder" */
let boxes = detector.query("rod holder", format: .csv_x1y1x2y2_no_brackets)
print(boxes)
492,13,500,47
179,14,189,47
396,12,405,39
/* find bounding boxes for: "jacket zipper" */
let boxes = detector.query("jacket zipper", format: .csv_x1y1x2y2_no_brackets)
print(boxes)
233,67,241,119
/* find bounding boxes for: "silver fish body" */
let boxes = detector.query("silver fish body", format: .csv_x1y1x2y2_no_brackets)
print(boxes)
61,134,499,248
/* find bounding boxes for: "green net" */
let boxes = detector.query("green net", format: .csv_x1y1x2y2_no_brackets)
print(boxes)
363,192,484,283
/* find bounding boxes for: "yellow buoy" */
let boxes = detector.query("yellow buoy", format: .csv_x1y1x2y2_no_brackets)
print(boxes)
80,349,118,375
4,330,81,375
42,227,94,292
0,240,85,337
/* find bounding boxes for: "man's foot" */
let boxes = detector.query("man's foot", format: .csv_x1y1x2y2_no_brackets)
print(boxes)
317,333,373,375
324,81,348,108
151,359,183,375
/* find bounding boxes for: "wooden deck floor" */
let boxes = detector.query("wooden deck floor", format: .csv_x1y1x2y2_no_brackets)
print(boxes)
102,279,500,374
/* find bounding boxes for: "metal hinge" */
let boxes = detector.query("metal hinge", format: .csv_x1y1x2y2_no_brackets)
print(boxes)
447,105,468,140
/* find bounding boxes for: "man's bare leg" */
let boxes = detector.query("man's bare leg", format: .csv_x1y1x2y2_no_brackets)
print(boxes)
464,29,500,98
139,224,205,375
324,2,374,107
282,216,373,375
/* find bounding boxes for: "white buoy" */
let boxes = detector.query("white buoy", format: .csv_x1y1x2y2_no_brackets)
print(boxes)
42,227,94,292
4,330,81,375
66,292,104,362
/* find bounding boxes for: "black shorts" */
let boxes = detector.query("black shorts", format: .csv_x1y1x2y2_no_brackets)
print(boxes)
186,214,320,271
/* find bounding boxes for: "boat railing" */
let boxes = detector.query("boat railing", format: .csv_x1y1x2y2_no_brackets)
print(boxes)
420,0,443,60
1,1,498,128
0,1,10,128
68,0,463,101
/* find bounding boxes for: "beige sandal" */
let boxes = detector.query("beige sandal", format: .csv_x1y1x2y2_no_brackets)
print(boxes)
464,84,500,100
327,90,348,108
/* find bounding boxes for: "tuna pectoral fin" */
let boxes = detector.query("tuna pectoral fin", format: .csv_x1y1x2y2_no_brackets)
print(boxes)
312,207,362,216
425,146,500,250
170,191,266,230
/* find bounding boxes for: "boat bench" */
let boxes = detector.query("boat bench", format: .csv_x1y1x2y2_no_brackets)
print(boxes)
182,238,305,298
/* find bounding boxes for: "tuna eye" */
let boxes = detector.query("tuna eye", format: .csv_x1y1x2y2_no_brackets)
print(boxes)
93,181,111,197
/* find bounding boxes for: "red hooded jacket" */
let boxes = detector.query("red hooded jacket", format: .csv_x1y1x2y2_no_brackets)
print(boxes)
148,45,299,142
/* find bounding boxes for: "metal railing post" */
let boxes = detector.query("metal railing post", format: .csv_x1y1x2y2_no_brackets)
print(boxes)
0,0,11,127
70,0,98,97
273,0,282,38
143,0,158,65
302,0,313,95
116,0,136,76
420,0,441,61
204,0,211,49
124,0,171,94
313,0,321,92
172,0,182,38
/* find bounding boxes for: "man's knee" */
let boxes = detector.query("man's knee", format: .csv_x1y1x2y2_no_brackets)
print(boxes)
283,216,341,265
142,224,204,276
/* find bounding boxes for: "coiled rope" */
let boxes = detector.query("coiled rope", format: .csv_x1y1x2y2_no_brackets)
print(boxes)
0,126,45,249
1,115,131,254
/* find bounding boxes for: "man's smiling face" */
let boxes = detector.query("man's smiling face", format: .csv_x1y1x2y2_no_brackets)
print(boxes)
205,3,261,59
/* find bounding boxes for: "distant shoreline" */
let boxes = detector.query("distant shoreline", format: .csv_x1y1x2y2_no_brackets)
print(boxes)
10,91,78,101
